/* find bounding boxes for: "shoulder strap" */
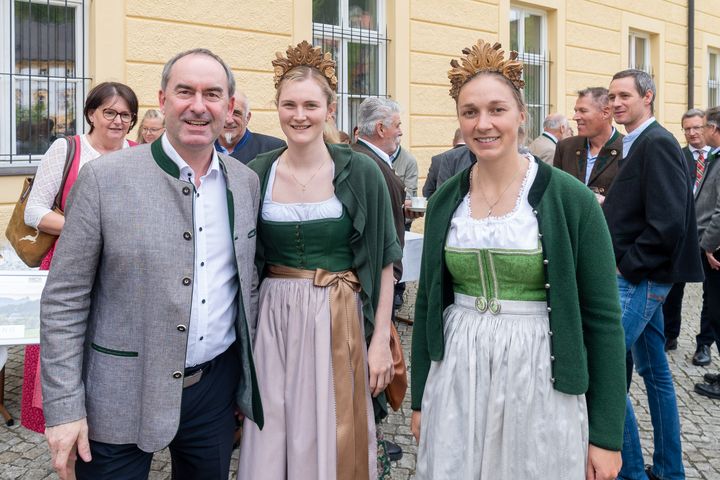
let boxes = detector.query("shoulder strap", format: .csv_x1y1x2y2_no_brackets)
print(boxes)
53,136,77,209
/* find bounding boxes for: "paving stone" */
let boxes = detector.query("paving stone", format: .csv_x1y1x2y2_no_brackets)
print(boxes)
2,283,719,478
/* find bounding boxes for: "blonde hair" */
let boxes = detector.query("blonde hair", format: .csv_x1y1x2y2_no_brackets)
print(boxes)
136,109,165,144
275,66,337,107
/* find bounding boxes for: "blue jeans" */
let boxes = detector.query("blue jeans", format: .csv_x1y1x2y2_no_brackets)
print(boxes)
616,276,684,480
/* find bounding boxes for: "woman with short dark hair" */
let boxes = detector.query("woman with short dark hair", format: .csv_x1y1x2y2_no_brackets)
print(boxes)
21,81,138,434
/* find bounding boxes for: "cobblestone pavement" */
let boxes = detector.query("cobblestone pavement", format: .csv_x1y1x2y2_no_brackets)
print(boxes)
2,283,719,479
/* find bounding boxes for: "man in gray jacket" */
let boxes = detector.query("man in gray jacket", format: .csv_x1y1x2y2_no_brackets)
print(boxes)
693,106,720,399
41,49,262,479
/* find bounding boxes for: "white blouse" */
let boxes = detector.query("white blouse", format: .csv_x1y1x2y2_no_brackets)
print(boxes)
262,160,343,222
447,156,539,250
24,135,132,228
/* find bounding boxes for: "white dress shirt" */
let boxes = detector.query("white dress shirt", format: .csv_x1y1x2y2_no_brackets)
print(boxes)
357,138,392,167
161,134,238,367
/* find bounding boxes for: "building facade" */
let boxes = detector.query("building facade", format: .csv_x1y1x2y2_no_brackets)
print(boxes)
1,0,719,238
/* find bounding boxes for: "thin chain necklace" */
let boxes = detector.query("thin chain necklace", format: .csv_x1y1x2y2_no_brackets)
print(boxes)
469,162,524,217
284,156,327,192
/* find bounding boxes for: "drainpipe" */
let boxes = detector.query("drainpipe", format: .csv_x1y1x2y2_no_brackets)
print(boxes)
688,0,695,109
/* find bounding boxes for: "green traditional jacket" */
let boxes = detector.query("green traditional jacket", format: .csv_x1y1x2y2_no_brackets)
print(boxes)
249,143,402,340
411,158,627,451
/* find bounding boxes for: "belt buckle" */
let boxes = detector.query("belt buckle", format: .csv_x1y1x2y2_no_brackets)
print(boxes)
183,369,203,388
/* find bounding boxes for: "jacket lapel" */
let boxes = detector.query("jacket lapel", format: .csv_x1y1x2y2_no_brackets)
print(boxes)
696,150,718,198
588,130,621,185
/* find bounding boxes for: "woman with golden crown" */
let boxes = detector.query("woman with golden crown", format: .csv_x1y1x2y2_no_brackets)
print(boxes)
237,41,400,480
410,40,627,479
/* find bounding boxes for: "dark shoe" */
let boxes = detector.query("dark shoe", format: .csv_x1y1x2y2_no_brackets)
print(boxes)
692,344,712,366
664,337,678,351
384,440,403,462
694,382,720,399
393,293,404,310
703,372,720,384
645,465,660,480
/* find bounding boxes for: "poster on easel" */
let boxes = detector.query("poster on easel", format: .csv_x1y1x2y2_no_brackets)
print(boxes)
0,270,46,345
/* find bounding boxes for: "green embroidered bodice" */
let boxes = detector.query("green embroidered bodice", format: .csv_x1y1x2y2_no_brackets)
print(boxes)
260,211,354,272
445,246,547,311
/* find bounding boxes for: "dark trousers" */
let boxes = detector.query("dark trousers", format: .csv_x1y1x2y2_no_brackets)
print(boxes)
701,254,720,353
663,280,716,346
75,345,240,480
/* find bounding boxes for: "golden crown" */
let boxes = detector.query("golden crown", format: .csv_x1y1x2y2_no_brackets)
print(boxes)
272,41,338,92
448,40,525,100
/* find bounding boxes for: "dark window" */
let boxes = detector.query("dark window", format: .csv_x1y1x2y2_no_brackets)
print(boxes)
1,0,89,169
312,0,388,136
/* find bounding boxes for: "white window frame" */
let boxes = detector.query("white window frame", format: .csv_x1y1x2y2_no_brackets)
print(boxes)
628,30,651,73
510,5,548,140
312,0,387,133
0,0,89,169
709,49,720,108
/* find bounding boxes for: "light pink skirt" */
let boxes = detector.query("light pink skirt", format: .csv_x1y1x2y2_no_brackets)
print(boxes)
238,276,377,480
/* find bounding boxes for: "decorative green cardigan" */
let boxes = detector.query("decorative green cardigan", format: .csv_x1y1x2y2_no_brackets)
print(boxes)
411,159,627,451
249,143,402,340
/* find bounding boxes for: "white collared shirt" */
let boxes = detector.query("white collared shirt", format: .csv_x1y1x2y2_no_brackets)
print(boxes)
690,145,712,160
358,138,392,167
161,134,238,367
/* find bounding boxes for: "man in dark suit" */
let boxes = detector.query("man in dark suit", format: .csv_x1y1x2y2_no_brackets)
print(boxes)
423,128,473,198
692,106,720,399
663,109,714,361
604,69,703,480
215,91,286,164
553,87,623,204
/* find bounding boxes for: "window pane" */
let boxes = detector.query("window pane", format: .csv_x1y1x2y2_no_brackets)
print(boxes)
523,13,542,54
710,53,718,81
349,0,377,30
14,0,77,156
312,0,339,26
634,37,647,71
509,14,519,52
348,43,378,96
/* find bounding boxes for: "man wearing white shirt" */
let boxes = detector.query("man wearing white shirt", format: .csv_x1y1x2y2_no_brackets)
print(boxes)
663,109,714,360
40,49,262,480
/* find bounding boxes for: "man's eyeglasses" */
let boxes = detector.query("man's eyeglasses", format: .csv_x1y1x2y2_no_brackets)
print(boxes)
102,108,135,123
682,126,705,134
142,127,164,134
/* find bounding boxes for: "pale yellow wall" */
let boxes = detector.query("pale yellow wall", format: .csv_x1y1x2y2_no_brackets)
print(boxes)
5,0,720,228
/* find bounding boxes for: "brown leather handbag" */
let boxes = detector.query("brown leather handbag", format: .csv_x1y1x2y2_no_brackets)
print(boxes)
385,323,408,411
5,137,75,267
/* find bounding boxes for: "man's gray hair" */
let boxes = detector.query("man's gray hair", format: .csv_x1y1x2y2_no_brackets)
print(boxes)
612,69,656,114
681,108,705,124
577,87,609,108
706,106,720,128
356,97,400,138
161,48,235,97
543,113,568,131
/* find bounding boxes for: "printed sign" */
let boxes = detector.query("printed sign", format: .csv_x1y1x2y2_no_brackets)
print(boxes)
0,270,47,345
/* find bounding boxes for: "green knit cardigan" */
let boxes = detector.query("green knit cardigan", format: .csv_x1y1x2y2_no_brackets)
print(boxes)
411,159,627,451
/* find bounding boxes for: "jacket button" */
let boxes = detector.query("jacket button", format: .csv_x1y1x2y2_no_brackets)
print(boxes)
182,186,191,195
177,324,187,332
172,371,183,379
545,283,551,289
182,277,191,286
550,355,555,361
548,330,554,336
532,209,538,215
538,233,543,238
546,306,552,312
550,377,556,384
543,259,549,265
183,232,192,241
